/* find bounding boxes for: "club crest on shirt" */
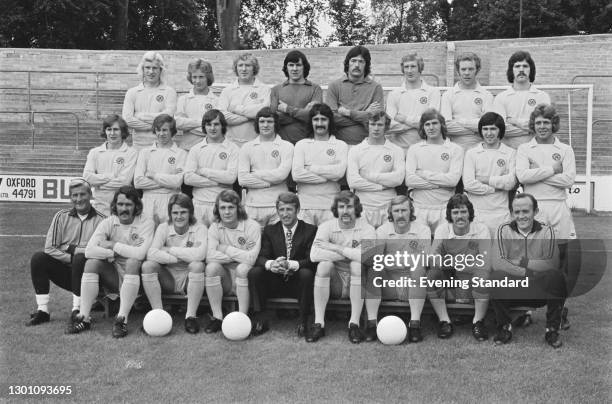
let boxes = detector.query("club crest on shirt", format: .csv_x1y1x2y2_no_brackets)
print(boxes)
467,240,479,251
205,103,213,110
474,97,483,105
528,98,536,106
351,240,360,248
218,152,228,160
440,153,450,161
156,95,164,103
409,240,419,250
238,236,246,246
383,154,392,163
168,157,176,165
249,92,258,99
326,148,335,157
497,159,506,167
271,150,280,158
552,153,561,161
419,97,428,104
185,241,194,247
115,157,125,165
130,233,140,241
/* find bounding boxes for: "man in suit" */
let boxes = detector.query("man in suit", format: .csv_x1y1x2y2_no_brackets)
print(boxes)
248,192,317,337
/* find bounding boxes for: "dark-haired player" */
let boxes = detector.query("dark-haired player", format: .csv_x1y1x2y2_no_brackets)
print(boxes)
270,50,323,145
238,107,294,229
183,109,239,227
493,50,551,149
405,109,464,234
67,186,154,338
83,114,137,216
292,103,348,226
134,114,187,224
142,193,207,334
326,46,384,146
204,190,261,333
427,194,491,341
307,191,376,343
463,111,517,237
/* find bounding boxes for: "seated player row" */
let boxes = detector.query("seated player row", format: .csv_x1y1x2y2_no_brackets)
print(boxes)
84,102,576,244
124,47,550,153
28,180,567,348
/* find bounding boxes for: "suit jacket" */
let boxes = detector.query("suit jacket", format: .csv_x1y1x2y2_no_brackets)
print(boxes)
255,220,317,271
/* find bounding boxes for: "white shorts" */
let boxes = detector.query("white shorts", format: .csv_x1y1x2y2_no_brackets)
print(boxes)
330,260,352,299
414,205,446,235
298,208,334,227
167,264,189,293
246,206,279,229
142,192,174,223
535,200,577,240
194,201,215,227
475,208,510,239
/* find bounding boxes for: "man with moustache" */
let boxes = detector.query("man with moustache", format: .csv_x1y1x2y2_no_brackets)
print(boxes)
441,52,494,151
326,46,384,146
26,178,105,326
386,53,441,150
493,51,551,149
67,186,155,338
462,112,517,237
238,107,294,229
134,114,187,224
427,194,491,341
184,109,239,227
405,109,464,234
218,53,270,147
122,51,177,150
270,50,323,145
347,112,405,228
308,191,376,343
292,103,348,226
248,192,317,337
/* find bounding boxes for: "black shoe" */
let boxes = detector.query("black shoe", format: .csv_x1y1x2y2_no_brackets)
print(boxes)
250,319,269,336
408,320,423,343
65,314,91,334
512,312,532,327
364,324,377,342
112,316,128,338
472,320,488,341
348,322,364,344
184,317,200,334
305,323,325,342
296,323,306,338
26,310,50,326
561,307,570,330
437,321,454,339
545,329,563,348
494,324,513,345
70,310,79,323
205,317,222,334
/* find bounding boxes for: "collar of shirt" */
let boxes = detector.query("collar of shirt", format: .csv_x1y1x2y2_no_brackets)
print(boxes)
281,79,313,87
217,220,246,232
509,219,544,235
135,83,170,92
443,222,483,239
301,135,340,144
382,222,422,237
283,221,298,236
102,142,129,153
525,136,563,149
505,83,543,96
453,82,486,94
341,75,373,84
418,138,453,149
196,137,231,150
252,135,283,146
359,138,395,150
330,217,368,233
474,142,513,155
68,206,97,219
150,142,180,153
228,78,267,89
167,223,196,237
398,79,432,93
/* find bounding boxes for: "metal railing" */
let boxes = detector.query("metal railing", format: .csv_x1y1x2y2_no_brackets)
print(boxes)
0,69,134,119
0,110,80,149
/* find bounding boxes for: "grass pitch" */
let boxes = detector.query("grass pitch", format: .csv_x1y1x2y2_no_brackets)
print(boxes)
1,203,611,403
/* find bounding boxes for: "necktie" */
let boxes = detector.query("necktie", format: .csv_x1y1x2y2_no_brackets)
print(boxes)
286,229,293,259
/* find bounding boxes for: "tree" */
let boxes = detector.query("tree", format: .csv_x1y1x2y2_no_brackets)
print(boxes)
371,0,446,43
216,0,241,50
284,0,326,48
328,0,371,45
